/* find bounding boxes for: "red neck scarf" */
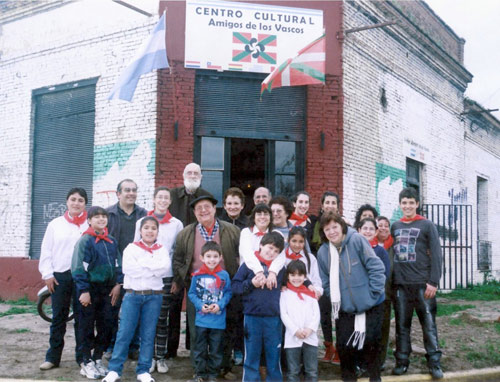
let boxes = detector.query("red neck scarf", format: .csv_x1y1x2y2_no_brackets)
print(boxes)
255,251,273,268
380,235,394,250
148,210,172,224
64,210,87,227
290,212,309,226
203,220,216,237
134,240,162,254
369,238,379,248
285,247,302,260
400,214,426,223
192,264,223,288
83,226,112,243
287,282,316,300
252,226,266,237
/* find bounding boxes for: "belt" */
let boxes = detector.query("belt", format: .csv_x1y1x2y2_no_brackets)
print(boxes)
125,289,163,295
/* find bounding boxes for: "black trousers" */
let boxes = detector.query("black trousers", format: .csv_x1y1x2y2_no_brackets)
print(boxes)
392,284,442,366
335,303,384,382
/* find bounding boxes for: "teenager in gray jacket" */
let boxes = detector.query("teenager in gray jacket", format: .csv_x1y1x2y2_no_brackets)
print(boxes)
317,212,386,382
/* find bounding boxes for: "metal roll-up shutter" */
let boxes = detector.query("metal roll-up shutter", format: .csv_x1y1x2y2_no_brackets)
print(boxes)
30,79,97,259
194,71,306,141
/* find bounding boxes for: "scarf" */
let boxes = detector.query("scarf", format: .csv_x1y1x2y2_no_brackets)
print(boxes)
252,226,266,237
285,247,302,261
287,282,316,300
369,238,379,248
198,220,219,241
380,234,394,250
290,212,309,226
134,240,162,254
192,264,223,288
254,251,273,269
64,210,87,227
329,242,366,350
148,210,172,224
83,226,112,243
400,214,425,222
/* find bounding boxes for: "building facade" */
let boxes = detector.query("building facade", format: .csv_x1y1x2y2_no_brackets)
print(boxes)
0,0,498,298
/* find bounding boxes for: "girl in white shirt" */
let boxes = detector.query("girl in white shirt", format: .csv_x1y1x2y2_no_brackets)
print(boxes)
103,217,171,382
280,260,320,382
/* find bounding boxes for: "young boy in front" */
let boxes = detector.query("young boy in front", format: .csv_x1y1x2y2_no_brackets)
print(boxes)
391,187,443,379
71,206,123,379
232,231,286,382
188,241,232,382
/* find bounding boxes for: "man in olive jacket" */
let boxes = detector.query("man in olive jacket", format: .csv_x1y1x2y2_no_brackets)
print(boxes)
172,195,240,377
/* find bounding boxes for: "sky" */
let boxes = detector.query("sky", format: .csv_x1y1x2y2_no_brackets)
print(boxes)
425,0,500,119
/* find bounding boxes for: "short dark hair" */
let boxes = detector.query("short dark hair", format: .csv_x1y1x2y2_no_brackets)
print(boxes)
117,179,137,193
140,216,159,229
201,241,222,257
358,217,378,230
319,211,348,243
66,187,88,204
260,231,285,252
286,260,307,279
399,187,419,202
223,187,245,205
269,196,294,219
153,186,170,198
288,226,311,272
376,216,390,226
354,204,379,229
87,206,108,219
249,203,274,231
292,191,310,203
321,191,340,205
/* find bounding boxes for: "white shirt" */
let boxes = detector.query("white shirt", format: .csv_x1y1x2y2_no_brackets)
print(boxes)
122,242,171,291
284,248,324,296
39,215,89,280
280,288,320,348
239,226,286,275
134,215,183,277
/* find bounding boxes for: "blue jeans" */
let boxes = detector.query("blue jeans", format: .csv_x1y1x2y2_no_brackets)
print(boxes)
285,343,318,382
193,326,224,378
243,315,282,382
45,271,82,366
108,292,162,375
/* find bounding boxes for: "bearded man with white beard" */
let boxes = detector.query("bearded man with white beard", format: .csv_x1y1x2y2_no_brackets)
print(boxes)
169,163,213,227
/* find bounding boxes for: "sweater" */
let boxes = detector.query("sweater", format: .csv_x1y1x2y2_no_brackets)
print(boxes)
391,218,442,287
317,227,386,314
231,262,285,317
71,233,123,294
188,270,232,329
106,203,147,254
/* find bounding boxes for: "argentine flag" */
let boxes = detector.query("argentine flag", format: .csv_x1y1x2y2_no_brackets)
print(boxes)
108,12,169,102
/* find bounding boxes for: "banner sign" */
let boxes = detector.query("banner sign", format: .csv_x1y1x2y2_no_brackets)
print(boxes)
185,0,323,73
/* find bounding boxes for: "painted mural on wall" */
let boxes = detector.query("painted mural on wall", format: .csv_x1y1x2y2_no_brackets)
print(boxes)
375,162,406,222
93,139,155,209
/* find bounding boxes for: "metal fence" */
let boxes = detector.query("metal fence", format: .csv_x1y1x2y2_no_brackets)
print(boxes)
421,204,473,290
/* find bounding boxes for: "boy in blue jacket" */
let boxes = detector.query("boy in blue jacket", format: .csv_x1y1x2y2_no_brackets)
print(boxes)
232,231,286,382
188,241,232,382
72,206,123,379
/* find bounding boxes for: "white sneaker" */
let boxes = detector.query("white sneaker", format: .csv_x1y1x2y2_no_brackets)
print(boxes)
39,361,56,370
95,360,108,377
156,358,169,373
137,372,155,382
80,360,101,380
149,359,156,373
102,371,120,382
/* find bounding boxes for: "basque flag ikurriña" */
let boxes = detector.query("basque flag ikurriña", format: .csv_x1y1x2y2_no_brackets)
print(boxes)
108,12,169,102
261,33,325,95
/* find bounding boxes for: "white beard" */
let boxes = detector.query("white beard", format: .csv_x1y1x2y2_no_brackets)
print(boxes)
184,178,201,193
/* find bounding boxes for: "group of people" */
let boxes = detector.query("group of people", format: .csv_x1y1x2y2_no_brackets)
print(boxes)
38,162,443,382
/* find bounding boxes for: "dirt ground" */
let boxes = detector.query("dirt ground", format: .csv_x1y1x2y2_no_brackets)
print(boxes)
0,297,498,381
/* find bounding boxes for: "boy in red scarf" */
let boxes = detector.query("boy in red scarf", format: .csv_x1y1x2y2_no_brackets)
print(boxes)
188,241,232,382
232,231,286,382
72,206,123,379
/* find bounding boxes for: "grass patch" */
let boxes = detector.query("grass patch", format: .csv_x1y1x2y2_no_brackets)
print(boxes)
437,304,475,317
438,281,500,301
9,328,31,334
449,317,465,326
0,296,36,306
466,340,500,368
494,322,500,335
0,306,38,317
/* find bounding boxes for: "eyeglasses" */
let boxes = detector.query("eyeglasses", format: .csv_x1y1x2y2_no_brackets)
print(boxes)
194,204,214,212
122,188,137,193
